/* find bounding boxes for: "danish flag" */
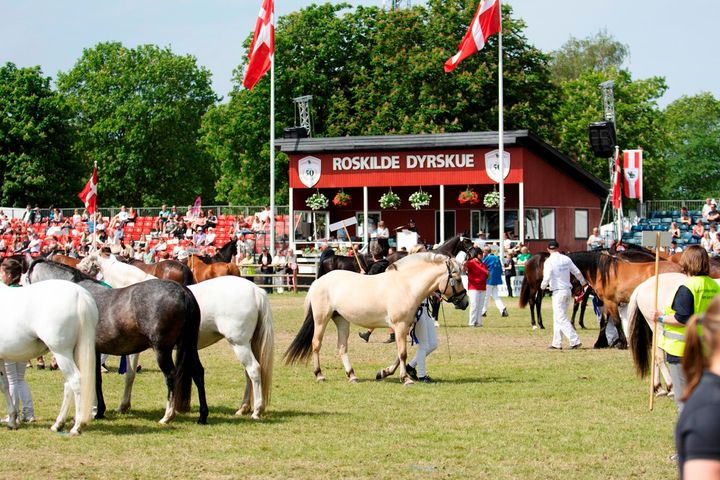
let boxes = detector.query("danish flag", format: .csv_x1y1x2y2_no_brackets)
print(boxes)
243,0,274,90
623,149,643,201
78,166,97,215
444,0,501,73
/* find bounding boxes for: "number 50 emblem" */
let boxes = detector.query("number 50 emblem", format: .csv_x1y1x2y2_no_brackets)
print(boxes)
298,156,322,188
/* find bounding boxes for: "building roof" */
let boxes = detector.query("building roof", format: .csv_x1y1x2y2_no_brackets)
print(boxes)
276,130,608,198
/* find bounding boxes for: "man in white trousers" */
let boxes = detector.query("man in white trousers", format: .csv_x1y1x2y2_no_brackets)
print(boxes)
540,240,587,350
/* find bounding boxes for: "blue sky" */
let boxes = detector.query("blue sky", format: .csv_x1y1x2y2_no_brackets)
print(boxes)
2,0,717,107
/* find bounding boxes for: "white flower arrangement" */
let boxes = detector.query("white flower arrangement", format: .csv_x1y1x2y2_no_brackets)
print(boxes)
306,192,329,210
379,191,401,209
409,190,432,210
483,191,502,208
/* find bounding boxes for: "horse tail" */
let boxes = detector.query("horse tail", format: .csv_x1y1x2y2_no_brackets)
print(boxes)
173,289,202,413
316,259,327,278
252,286,275,408
628,287,652,378
284,297,315,365
519,275,531,308
74,289,99,429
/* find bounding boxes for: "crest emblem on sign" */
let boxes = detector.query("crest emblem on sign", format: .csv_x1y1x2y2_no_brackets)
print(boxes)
625,168,638,181
298,156,321,188
484,150,511,183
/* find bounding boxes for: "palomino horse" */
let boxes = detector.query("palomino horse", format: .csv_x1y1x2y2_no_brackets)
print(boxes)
284,252,469,384
568,251,682,348
185,255,240,282
77,253,275,419
0,280,98,434
29,258,208,424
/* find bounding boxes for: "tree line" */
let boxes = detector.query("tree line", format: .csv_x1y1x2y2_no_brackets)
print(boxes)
1,1,717,209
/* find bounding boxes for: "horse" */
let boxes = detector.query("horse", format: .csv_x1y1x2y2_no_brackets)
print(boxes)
0,280,98,435
317,252,372,277
194,239,238,264
28,258,208,424
185,255,240,282
46,252,80,268
284,252,469,385
77,253,274,419
568,251,682,349
127,258,195,285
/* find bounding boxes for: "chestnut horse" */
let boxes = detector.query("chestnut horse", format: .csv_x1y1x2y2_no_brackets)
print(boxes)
284,252,468,385
184,255,240,282
128,258,195,285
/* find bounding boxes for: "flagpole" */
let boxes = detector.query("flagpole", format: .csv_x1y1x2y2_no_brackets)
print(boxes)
269,40,276,257
498,22,505,259
92,161,97,253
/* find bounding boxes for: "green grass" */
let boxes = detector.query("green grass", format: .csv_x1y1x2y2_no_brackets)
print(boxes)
3,294,678,479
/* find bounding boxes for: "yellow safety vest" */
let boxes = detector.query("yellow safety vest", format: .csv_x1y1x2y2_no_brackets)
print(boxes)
661,275,720,357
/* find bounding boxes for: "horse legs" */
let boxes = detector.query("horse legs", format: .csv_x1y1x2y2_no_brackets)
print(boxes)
0,362,19,430
375,322,412,385
155,348,178,424
232,343,264,418
311,320,331,382
535,291,545,329
333,317,358,383
118,353,140,413
51,350,84,435
95,352,107,419
191,358,208,425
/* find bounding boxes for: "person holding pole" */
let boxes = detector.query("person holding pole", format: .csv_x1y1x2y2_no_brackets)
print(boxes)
652,245,720,412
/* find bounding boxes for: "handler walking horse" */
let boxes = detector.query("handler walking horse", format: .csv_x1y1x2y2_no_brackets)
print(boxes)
284,252,468,385
0,280,98,435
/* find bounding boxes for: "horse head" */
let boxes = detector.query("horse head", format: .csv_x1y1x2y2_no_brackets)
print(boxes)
439,257,469,310
77,252,102,278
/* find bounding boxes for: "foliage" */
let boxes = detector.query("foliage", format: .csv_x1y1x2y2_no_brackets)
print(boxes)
379,191,401,209
332,190,351,207
408,190,431,210
0,63,81,207
484,190,502,207
458,188,479,205
57,42,218,207
305,192,328,210
663,93,720,198
549,30,629,83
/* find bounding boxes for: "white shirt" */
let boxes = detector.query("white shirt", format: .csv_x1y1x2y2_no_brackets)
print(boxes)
540,251,586,292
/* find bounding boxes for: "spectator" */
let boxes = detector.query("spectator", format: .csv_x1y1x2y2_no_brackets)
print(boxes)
482,246,508,318
679,207,692,226
192,226,206,245
21,205,33,225
285,249,298,294
206,209,218,230
156,204,170,231
205,227,217,246
258,247,274,293
702,198,714,220
503,251,516,298
670,222,681,239
255,206,272,229
587,227,603,250
375,220,390,257
708,202,720,223
71,208,82,224
692,219,705,240
464,247,489,327
240,252,256,283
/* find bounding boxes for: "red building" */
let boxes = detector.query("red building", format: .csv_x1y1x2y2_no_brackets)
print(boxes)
277,130,606,253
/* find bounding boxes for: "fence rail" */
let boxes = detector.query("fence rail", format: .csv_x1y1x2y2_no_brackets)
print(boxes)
643,199,706,214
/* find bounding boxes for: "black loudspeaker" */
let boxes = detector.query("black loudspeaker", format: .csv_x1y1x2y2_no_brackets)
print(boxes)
588,121,616,158
283,126,309,139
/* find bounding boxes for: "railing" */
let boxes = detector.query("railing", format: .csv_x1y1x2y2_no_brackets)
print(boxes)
643,199,706,214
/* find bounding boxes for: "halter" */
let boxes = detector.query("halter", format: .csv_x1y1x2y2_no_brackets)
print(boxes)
437,259,467,306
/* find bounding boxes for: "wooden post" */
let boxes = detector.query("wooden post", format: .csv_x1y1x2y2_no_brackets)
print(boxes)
344,222,364,272
649,232,661,411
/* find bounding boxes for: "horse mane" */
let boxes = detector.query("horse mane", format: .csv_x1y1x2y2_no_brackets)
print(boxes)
387,251,447,271
568,250,622,286
28,257,99,284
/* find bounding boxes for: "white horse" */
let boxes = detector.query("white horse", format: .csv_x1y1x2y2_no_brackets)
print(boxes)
0,280,98,435
78,253,274,419
284,252,469,385
628,272,720,396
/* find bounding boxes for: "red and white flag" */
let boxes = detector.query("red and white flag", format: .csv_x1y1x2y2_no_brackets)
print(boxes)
611,149,621,210
444,0,501,73
623,149,643,201
78,166,97,215
191,196,202,216
243,0,274,90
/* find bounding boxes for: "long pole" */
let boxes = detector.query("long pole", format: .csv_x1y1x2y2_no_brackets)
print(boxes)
92,160,98,252
269,44,276,257
649,231,661,411
498,22,504,259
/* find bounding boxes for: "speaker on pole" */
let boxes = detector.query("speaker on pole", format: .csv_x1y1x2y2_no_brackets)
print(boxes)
588,121,616,158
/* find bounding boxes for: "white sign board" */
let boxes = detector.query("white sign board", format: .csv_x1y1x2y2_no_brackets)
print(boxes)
298,156,322,188
329,216,357,232
484,150,511,183
641,231,672,248
396,230,418,251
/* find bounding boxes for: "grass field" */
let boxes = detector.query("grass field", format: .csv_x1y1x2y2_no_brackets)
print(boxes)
3,293,679,479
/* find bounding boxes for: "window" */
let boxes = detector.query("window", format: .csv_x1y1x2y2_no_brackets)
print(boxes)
435,210,456,241
293,210,329,242
471,210,518,240
356,212,381,237
540,209,555,239
575,210,588,238
525,209,539,240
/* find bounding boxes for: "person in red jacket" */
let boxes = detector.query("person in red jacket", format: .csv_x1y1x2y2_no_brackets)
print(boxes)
464,247,489,327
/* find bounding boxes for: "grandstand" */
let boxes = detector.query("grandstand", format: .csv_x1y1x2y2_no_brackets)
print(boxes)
622,207,705,249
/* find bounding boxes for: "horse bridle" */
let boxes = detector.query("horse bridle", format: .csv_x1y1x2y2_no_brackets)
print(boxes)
437,260,467,306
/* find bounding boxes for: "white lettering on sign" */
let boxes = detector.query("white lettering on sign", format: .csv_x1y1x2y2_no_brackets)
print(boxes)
331,153,475,171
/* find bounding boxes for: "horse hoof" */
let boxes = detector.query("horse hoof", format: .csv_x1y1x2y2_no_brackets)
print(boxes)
376,370,384,381
50,423,61,433
532,325,538,330
349,376,359,384
403,378,414,386
236,405,251,416
315,375,326,382
197,417,208,425
251,413,261,421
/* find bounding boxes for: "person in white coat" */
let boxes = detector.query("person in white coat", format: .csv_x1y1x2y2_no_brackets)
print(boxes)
540,240,587,350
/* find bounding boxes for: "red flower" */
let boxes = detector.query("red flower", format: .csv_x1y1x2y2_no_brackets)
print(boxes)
458,190,479,205
333,191,351,207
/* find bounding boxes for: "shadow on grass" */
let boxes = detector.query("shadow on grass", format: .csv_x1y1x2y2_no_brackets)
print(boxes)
437,375,529,385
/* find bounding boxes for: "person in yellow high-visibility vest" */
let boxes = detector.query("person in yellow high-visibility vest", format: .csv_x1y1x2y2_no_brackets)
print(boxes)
653,245,720,412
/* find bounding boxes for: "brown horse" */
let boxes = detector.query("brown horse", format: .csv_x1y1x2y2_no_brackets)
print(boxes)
568,251,682,348
47,253,80,268
184,255,240,282
128,258,195,285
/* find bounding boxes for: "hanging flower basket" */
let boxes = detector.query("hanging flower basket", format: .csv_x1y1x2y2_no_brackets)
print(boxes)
306,192,329,210
332,191,352,207
483,190,502,208
409,190,432,210
458,188,479,205
379,191,401,209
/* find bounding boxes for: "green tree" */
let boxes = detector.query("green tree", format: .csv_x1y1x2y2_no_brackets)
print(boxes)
0,62,80,207
57,42,218,207
663,93,720,198
549,30,629,83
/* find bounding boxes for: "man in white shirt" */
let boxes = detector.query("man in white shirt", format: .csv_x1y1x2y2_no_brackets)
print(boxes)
540,240,587,350
702,198,714,220
586,227,603,250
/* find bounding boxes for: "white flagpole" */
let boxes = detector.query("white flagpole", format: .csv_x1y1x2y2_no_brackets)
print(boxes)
92,160,97,253
269,41,276,257
498,22,505,259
